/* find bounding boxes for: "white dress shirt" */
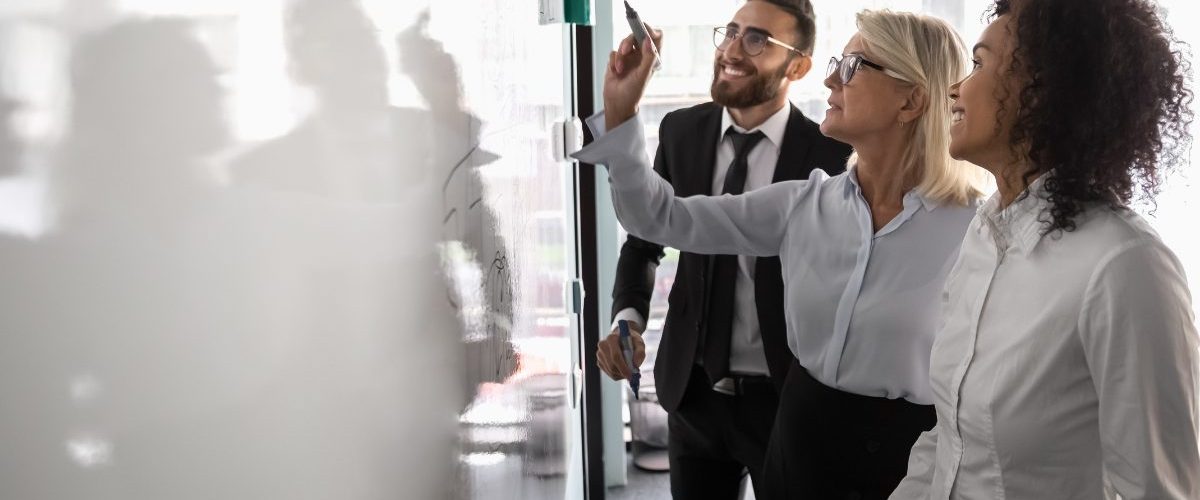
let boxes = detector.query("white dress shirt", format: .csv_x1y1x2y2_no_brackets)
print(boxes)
612,104,791,376
574,114,978,403
890,176,1200,499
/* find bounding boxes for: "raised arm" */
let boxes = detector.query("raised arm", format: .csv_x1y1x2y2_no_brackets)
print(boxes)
574,116,807,257
572,27,810,258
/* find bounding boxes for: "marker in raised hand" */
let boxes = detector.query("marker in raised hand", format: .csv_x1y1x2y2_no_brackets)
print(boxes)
624,1,661,72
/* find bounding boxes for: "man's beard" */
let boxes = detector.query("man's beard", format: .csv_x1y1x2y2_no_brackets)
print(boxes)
711,60,789,109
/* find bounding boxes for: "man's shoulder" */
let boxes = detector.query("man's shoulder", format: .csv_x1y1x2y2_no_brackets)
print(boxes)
782,106,838,144
659,101,721,131
780,107,852,167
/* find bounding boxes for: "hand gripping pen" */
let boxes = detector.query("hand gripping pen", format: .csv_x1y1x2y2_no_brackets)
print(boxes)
624,1,662,72
617,319,641,399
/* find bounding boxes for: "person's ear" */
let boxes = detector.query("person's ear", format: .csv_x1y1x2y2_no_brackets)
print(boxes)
897,85,928,125
786,54,812,82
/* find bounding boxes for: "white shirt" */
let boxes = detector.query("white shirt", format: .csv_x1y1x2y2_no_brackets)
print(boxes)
611,104,791,376
890,176,1200,499
574,114,978,403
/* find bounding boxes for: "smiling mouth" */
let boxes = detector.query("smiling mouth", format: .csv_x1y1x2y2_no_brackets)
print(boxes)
952,109,965,123
721,65,751,78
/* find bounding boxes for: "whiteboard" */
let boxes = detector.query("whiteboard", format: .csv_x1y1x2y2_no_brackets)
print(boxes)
0,0,582,498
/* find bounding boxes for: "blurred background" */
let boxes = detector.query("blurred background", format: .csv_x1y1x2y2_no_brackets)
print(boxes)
0,1,1194,499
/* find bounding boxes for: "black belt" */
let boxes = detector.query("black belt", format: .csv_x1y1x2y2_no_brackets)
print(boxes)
711,372,773,397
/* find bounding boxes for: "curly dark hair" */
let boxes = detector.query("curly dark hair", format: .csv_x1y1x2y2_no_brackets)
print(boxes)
990,0,1193,234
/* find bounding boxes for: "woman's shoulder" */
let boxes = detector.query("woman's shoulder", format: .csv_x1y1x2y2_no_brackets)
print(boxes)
922,191,985,222
1034,205,1180,284
804,168,852,193
1070,204,1166,250
780,169,863,207
748,170,851,216
1073,206,1189,310
764,168,844,193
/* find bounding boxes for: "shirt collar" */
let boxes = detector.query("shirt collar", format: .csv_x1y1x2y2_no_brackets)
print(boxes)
721,103,790,149
977,171,1053,255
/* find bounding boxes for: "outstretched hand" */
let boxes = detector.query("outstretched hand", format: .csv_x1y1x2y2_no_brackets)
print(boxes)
603,26,664,131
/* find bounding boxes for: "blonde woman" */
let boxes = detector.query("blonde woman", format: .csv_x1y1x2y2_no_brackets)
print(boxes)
573,10,987,498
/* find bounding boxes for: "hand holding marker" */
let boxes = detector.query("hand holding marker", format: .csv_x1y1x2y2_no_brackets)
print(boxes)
624,1,661,72
617,319,641,399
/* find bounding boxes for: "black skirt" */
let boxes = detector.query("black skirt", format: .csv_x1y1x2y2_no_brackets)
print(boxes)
760,358,935,500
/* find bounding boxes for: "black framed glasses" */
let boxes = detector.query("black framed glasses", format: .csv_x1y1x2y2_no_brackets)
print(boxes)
713,26,804,57
826,54,909,84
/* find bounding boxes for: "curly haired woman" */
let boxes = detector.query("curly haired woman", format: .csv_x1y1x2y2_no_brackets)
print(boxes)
890,0,1199,498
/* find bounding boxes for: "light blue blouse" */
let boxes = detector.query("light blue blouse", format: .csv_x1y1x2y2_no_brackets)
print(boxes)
573,115,977,404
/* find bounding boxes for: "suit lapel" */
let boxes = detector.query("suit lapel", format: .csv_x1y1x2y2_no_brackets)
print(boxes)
771,104,815,183
687,104,724,196
690,105,723,334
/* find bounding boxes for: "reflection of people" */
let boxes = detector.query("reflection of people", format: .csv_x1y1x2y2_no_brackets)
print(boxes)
593,1,849,497
232,0,514,473
892,1,1199,498
51,18,227,228
0,17,244,499
575,9,988,499
0,12,462,500
231,0,429,200
397,10,517,405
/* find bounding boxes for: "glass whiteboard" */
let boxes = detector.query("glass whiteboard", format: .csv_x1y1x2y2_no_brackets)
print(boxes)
0,0,584,498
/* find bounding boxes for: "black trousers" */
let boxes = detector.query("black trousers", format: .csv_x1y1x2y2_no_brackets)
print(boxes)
761,359,935,500
668,365,779,500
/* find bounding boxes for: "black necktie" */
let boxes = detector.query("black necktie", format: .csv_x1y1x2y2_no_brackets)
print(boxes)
702,129,766,384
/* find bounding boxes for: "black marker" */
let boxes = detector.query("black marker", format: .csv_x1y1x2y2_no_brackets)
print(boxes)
618,319,641,399
624,1,662,71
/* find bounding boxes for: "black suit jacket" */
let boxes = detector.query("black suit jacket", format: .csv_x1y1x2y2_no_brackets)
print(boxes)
613,102,851,412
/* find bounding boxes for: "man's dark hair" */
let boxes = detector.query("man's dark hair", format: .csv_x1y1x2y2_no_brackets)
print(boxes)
755,0,817,54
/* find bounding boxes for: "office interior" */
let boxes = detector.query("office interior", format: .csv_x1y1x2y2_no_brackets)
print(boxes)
0,0,1196,499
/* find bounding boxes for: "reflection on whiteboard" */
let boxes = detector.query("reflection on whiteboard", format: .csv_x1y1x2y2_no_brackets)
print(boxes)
0,0,578,498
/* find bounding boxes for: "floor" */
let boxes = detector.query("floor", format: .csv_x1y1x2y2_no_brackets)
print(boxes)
605,452,670,500
607,325,758,500
605,452,757,500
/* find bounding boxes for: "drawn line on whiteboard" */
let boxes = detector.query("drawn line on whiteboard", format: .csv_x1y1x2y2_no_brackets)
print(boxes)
442,144,481,193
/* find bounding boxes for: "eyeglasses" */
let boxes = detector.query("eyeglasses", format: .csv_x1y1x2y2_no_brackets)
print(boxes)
826,54,909,84
713,26,804,57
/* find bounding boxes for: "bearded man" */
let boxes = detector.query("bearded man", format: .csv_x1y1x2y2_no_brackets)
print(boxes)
592,0,851,497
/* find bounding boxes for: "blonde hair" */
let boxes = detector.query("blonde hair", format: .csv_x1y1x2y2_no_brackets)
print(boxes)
854,9,990,205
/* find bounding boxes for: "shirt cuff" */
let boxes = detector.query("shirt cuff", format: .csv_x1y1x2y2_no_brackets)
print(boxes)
610,308,645,334
569,112,648,192
584,110,607,138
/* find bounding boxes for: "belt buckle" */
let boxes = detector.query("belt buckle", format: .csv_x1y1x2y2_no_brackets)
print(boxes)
712,377,737,396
